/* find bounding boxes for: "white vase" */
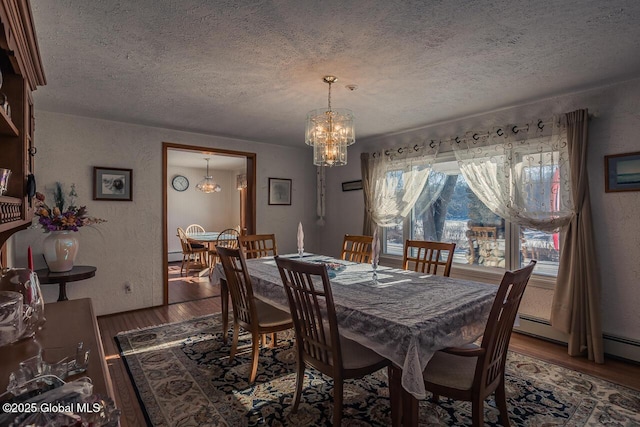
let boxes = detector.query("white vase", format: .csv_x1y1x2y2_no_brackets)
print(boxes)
43,230,79,272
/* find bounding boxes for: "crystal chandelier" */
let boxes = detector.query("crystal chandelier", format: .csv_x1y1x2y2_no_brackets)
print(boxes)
196,158,221,193
305,76,355,167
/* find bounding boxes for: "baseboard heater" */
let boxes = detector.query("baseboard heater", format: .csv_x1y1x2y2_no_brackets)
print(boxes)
516,314,640,364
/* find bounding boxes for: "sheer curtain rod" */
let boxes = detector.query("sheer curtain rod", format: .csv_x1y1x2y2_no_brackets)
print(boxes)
382,118,557,157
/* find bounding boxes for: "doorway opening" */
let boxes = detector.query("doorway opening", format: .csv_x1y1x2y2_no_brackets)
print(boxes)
163,142,256,305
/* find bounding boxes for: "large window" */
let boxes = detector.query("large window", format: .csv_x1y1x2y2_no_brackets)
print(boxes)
383,157,560,277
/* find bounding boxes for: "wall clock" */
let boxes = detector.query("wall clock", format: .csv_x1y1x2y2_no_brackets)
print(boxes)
171,175,189,192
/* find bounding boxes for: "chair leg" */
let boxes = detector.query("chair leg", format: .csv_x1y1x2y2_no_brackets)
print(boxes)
270,332,277,348
495,378,511,427
292,359,305,413
249,332,260,383
230,321,240,362
220,279,229,344
333,379,343,427
471,398,484,427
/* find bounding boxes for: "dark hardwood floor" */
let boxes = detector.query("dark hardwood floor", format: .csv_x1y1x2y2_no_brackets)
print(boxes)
168,261,220,304
98,287,640,427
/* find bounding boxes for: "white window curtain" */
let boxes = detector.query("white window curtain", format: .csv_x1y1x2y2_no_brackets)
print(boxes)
451,118,574,232
362,144,439,232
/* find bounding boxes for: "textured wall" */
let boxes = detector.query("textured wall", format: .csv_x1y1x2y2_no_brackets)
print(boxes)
10,111,319,315
320,78,640,342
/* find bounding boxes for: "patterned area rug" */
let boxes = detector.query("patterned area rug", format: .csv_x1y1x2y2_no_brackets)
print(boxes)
115,314,640,426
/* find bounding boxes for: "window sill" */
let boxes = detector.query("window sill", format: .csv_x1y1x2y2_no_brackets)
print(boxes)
379,254,556,290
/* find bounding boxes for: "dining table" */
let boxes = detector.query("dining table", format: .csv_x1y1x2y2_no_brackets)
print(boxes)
213,253,498,426
186,231,221,247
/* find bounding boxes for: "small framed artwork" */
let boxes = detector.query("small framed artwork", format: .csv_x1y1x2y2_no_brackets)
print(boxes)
268,178,291,205
93,167,133,201
605,151,640,192
342,179,363,191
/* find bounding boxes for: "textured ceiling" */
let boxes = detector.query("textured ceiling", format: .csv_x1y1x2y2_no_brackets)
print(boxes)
30,0,640,148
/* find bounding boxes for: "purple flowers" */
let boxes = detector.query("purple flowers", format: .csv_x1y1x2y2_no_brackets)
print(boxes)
34,183,105,232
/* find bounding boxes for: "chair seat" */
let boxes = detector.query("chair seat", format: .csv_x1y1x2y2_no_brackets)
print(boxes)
423,346,479,391
340,335,387,370
191,243,206,249
254,298,292,328
319,323,387,370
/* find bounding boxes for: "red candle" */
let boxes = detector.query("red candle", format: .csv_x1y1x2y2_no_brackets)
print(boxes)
27,245,33,271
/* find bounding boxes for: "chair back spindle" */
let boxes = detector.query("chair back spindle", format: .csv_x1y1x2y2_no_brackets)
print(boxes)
239,234,278,259
341,234,373,263
403,240,456,276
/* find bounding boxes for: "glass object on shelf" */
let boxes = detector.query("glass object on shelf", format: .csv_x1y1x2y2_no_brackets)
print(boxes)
2,376,121,427
0,168,10,195
0,268,45,339
0,291,23,346
6,342,90,396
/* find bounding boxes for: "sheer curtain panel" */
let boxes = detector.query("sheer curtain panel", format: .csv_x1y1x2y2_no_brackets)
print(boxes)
451,118,573,231
361,144,439,232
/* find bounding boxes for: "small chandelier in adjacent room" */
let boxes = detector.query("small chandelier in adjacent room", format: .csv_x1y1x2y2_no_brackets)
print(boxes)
196,158,221,193
305,75,355,167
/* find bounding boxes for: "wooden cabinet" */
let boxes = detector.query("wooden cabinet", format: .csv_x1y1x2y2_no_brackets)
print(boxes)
0,0,45,248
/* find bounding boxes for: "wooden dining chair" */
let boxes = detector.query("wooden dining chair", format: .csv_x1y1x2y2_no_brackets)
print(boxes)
216,246,293,383
422,260,537,427
208,228,241,268
239,234,278,259
176,227,208,276
185,223,205,235
340,234,373,263
402,240,456,276
275,256,390,426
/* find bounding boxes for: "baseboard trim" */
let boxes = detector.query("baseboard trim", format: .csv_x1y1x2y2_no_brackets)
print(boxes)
168,252,182,263
516,315,640,363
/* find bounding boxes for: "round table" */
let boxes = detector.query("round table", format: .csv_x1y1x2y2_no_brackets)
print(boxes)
36,265,97,302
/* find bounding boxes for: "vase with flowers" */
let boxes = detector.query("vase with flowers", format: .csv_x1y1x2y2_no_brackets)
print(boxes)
34,183,106,272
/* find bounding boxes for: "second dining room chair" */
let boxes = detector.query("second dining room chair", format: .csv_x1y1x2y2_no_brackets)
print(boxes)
420,260,537,427
176,227,208,276
341,234,373,263
403,240,456,276
275,256,390,426
239,233,278,259
216,246,293,383
185,223,206,235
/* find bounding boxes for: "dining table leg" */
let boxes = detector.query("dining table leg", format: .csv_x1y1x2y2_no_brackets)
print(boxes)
402,389,419,426
388,365,419,426
388,365,403,427
220,278,229,344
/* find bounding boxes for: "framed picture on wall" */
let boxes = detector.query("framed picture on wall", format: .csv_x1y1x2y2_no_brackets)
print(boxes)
268,178,291,205
93,167,133,201
605,151,640,192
